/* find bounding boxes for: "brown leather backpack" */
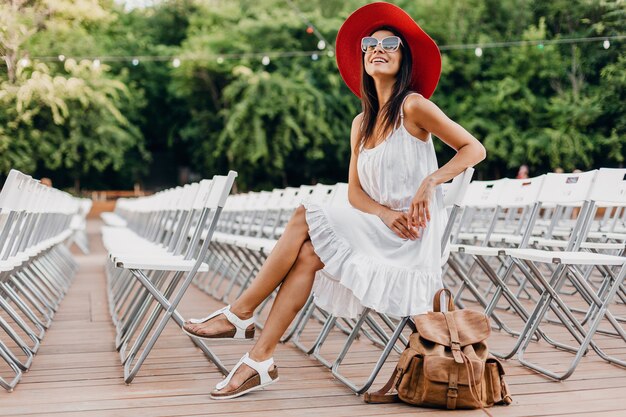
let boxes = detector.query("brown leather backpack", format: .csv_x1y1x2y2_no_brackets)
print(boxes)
364,289,512,415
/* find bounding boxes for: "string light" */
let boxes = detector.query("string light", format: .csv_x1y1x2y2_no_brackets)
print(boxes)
23,35,624,66
92,59,101,68
438,35,624,51
262,55,270,65
18,58,29,67
311,53,318,60
132,58,139,66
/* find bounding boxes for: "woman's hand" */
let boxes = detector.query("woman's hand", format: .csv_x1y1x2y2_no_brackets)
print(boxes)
408,176,436,232
378,207,419,240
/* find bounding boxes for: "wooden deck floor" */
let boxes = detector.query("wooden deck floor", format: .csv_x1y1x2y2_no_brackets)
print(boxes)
1,221,625,417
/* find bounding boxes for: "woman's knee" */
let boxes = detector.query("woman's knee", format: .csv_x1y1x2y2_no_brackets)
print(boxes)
296,240,323,271
292,204,306,222
286,204,308,234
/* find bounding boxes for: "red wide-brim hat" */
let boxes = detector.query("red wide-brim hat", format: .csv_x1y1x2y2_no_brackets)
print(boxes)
335,2,441,99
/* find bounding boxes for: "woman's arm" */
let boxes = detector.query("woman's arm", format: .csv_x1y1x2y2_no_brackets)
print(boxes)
404,94,486,231
347,113,418,239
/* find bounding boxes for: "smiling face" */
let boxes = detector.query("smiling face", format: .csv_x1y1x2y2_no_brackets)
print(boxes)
363,29,403,81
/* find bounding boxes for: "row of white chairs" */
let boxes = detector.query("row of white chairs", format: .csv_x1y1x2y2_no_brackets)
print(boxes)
102,171,238,383
0,170,89,391
188,168,625,391
444,169,625,380
101,167,625,390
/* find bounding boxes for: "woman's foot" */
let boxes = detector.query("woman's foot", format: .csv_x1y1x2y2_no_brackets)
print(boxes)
210,353,279,400
183,305,255,340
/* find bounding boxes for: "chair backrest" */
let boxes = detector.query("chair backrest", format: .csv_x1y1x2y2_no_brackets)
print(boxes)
440,168,475,254
460,178,508,208
301,184,336,206
497,175,545,207
329,183,351,208
205,171,239,209
0,170,30,213
587,168,626,206
443,168,474,208
536,170,597,205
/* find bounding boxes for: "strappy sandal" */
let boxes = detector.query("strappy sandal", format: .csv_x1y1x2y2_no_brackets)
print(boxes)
182,305,255,341
210,353,279,400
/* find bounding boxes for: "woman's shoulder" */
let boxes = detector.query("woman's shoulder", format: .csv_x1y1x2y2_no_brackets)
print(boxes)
403,92,439,122
403,91,429,109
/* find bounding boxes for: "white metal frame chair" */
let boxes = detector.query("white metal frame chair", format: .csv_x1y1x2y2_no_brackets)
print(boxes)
286,169,474,394
102,171,237,383
0,170,80,391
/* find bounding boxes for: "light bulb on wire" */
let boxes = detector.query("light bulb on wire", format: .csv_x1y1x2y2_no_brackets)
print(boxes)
262,55,270,66
603,39,610,49
475,47,483,57
172,58,181,68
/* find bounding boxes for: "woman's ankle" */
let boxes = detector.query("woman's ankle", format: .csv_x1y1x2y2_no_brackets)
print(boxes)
249,347,274,362
229,303,254,320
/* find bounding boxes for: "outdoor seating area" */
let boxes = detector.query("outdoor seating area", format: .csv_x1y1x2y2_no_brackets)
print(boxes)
1,1,624,415
0,167,624,416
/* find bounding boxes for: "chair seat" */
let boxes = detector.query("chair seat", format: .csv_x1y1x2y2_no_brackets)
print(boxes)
115,257,209,272
457,232,522,244
212,232,276,253
531,237,625,250
450,244,505,257
586,231,626,241
506,248,626,266
100,212,127,227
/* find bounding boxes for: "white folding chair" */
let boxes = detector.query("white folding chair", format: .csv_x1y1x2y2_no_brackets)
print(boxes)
102,171,237,383
287,169,474,394
504,169,626,379
0,170,80,391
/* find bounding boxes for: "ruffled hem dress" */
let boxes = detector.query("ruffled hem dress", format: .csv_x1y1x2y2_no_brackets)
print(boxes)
304,92,449,319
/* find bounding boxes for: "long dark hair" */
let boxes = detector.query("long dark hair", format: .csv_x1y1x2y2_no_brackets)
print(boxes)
357,26,413,152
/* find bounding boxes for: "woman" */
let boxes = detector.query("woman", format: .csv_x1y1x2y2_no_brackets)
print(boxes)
183,1,486,400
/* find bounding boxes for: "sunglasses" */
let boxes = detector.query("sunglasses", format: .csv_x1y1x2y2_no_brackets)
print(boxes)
361,36,403,53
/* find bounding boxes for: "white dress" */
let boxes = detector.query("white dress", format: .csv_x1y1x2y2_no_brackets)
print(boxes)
304,92,449,319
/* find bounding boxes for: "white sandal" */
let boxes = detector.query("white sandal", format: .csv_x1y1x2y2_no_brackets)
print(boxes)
182,305,255,341
210,353,279,400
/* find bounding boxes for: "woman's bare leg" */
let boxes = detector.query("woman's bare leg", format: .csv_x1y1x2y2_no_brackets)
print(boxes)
185,205,313,336
211,240,323,395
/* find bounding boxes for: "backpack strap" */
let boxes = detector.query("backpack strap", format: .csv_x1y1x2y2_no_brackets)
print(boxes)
364,329,413,404
444,312,464,364
433,288,455,312
363,367,402,404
